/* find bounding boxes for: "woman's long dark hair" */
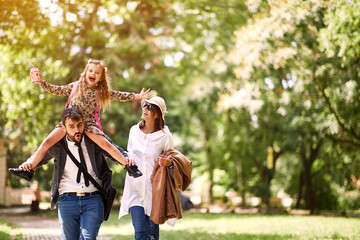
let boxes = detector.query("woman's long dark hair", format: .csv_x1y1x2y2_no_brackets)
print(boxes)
139,104,164,132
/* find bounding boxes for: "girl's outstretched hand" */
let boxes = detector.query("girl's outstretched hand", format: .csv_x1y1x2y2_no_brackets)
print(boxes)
139,88,154,99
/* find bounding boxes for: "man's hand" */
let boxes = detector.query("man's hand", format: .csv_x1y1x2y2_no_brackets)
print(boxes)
19,161,35,171
126,158,136,166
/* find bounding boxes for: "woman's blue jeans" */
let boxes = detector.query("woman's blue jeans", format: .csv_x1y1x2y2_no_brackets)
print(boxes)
130,206,159,240
58,193,104,240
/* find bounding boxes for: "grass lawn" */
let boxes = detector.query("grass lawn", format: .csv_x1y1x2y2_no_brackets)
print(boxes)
0,219,21,240
100,211,360,240
2,209,359,239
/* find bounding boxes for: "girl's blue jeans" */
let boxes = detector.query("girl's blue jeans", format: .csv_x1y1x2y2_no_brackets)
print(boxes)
130,206,159,240
57,193,104,240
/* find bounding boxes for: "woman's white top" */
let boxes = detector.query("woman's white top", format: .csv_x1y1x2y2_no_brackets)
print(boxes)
119,123,173,219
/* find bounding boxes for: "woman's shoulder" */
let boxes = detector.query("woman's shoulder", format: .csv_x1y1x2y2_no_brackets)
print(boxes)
155,126,173,140
129,122,141,133
162,126,173,149
163,126,172,135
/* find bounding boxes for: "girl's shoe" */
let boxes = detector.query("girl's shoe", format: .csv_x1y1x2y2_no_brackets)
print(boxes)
125,165,142,178
8,168,34,181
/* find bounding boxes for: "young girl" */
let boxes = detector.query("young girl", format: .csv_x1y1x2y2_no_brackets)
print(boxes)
24,59,152,171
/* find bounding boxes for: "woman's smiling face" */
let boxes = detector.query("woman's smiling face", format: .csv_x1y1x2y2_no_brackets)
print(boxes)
142,103,158,122
85,63,103,87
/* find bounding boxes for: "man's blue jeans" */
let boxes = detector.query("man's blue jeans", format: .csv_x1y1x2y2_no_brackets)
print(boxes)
130,206,159,240
58,193,104,240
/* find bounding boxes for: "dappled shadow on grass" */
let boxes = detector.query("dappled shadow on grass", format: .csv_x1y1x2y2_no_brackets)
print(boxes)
102,211,358,239
102,231,353,240
101,229,292,240
183,212,286,219
0,219,22,240
159,229,352,240
0,207,58,218
25,209,58,218
161,229,292,240
0,231,10,240
102,233,133,240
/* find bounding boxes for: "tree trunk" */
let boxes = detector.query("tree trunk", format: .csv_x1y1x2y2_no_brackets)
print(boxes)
303,160,315,214
300,138,322,214
204,127,214,204
236,158,246,207
295,171,304,209
264,151,281,211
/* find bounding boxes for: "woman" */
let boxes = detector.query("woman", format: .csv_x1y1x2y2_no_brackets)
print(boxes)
119,96,173,240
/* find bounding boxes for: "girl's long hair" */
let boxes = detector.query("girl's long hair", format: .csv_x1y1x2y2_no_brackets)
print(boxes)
139,104,165,132
75,59,111,110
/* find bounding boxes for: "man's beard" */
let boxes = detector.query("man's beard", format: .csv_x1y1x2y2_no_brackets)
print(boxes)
68,132,83,143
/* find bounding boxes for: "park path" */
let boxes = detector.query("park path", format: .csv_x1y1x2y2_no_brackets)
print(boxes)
0,207,111,240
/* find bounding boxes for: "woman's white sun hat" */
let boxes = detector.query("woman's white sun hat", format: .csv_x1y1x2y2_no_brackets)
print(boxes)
142,96,167,120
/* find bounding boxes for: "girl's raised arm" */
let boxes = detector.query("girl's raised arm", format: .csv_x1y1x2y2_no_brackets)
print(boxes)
30,67,74,96
39,80,74,96
110,88,153,102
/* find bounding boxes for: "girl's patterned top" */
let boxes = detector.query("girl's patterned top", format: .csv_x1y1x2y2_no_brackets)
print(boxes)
40,80,135,135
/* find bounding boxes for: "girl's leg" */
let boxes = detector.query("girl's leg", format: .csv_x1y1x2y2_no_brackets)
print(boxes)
27,127,65,170
103,134,129,161
99,133,142,178
85,131,127,165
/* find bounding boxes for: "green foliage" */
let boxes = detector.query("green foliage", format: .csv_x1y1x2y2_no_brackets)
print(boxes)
311,173,339,211
338,189,360,211
319,0,360,65
226,0,360,212
1,0,360,213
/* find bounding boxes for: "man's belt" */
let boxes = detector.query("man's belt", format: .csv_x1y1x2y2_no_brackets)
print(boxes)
64,191,100,197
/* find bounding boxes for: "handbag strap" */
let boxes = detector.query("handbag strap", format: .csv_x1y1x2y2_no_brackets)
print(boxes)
60,140,106,196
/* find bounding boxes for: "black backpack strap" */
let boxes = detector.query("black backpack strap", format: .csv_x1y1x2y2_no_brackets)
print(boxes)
60,140,106,196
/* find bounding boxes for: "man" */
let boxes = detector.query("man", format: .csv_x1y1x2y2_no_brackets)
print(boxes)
20,108,119,239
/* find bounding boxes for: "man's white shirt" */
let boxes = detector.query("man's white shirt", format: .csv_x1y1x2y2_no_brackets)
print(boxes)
58,136,101,194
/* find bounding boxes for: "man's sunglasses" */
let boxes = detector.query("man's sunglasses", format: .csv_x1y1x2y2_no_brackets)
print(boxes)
142,103,154,110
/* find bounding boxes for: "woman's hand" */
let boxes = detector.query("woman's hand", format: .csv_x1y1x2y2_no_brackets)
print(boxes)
158,155,172,167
